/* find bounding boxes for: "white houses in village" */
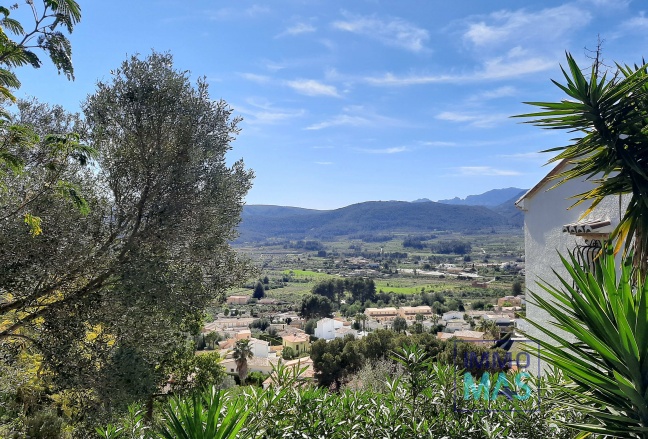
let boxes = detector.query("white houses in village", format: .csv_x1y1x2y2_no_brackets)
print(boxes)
314,318,343,340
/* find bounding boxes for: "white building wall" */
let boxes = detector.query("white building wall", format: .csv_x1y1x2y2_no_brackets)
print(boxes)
314,318,342,340
518,166,627,373
250,339,269,358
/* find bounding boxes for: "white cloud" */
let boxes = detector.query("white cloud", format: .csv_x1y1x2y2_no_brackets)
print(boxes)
625,12,648,29
286,79,340,97
240,73,272,84
276,22,316,38
358,146,409,154
581,0,629,7
364,55,553,86
306,114,370,130
306,106,405,130
457,166,521,176
463,4,591,48
436,111,509,128
332,12,429,52
207,4,269,20
315,161,334,165
236,98,305,125
420,141,457,147
480,56,554,80
469,86,517,101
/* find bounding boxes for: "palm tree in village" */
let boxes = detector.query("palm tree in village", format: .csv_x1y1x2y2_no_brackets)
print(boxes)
233,339,253,384
476,319,499,340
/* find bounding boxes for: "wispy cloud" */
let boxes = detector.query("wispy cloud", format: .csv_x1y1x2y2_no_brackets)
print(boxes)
358,146,409,154
436,111,509,128
420,141,457,147
239,73,272,84
306,106,404,130
624,11,648,29
236,98,305,125
207,5,270,20
480,53,554,79
239,74,341,98
463,4,591,48
307,114,371,130
581,0,629,7
286,79,340,97
332,12,429,52
315,161,334,165
470,86,517,101
276,22,316,38
457,166,521,176
364,55,553,86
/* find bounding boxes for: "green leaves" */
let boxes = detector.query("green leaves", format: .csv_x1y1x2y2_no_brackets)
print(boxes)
516,52,648,274
157,387,249,439
524,245,648,436
0,1,81,102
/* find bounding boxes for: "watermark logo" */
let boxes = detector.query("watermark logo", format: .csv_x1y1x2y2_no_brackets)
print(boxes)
453,338,541,412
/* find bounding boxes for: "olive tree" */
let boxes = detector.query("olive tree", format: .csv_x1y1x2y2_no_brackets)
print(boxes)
0,52,254,415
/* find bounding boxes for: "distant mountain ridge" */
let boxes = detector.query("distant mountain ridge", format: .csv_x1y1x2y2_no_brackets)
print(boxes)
236,188,527,243
436,187,527,207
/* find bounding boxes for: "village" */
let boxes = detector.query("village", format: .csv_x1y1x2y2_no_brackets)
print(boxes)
200,288,525,387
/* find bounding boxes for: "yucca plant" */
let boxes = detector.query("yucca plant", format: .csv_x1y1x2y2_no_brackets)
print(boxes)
525,244,648,437
516,52,648,276
156,386,249,439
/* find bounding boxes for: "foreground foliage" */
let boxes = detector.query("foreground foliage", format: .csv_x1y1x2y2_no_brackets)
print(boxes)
0,52,254,433
526,245,648,437
100,357,583,439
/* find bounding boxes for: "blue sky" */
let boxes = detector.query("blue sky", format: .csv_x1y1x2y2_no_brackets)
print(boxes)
12,0,648,209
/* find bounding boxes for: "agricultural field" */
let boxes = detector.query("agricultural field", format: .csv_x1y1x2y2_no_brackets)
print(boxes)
224,231,525,312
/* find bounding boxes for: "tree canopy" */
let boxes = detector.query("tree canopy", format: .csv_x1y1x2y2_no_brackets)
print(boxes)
0,52,254,418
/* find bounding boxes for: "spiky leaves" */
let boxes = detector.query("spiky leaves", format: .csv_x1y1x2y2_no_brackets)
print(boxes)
525,245,648,437
516,53,648,276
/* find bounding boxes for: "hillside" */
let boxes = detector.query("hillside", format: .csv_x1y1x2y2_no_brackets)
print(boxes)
236,200,521,243
436,187,526,207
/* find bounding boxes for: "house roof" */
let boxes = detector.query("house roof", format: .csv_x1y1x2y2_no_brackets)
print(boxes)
218,339,235,350
222,356,279,368
335,327,356,334
278,327,305,337
283,356,314,368
437,330,485,340
455,330,486,339
365,307,398,313
515,159,569,210
249,338,269,347
282,334,310,343
400,306,432,313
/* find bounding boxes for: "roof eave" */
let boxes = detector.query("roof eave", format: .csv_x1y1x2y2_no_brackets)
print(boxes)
515,159,569,210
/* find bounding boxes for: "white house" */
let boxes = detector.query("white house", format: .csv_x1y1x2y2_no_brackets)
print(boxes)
249,338,270,358
314,318,343,340
442,311,465,322
334,326,357,339
515,160,627,372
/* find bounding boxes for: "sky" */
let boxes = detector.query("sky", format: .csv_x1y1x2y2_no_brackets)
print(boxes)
11,0,648,209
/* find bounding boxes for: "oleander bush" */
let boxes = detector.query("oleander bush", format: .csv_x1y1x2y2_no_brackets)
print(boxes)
98,357,584,439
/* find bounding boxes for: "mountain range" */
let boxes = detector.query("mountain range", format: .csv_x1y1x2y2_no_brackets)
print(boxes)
235,188,527,243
